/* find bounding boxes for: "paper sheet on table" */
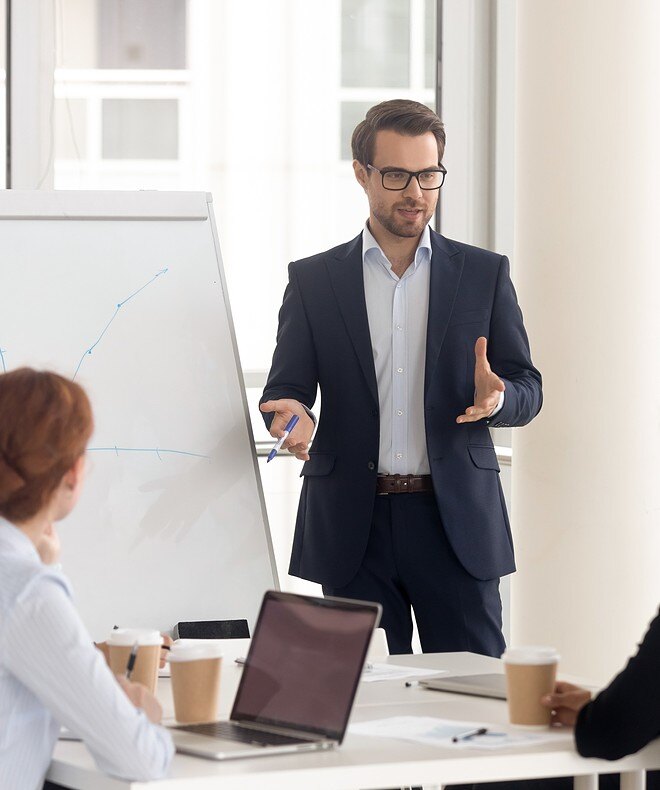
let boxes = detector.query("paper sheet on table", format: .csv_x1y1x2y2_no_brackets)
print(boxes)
349,716,571,749
361,663,448,682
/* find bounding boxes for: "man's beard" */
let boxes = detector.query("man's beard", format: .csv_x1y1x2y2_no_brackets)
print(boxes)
373,202,433,238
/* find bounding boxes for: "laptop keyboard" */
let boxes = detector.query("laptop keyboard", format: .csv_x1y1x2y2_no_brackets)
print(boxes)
176,721,312,747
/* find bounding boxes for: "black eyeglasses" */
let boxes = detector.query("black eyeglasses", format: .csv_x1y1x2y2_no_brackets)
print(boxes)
367,164,447,191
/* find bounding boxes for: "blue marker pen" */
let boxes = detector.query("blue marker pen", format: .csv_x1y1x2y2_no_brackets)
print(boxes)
266,414,300,463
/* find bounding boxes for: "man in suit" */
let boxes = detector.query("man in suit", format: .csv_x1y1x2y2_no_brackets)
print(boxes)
260,100,542,657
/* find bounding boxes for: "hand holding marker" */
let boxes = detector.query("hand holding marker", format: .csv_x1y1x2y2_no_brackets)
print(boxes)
267,414,300,463
125,641,139,680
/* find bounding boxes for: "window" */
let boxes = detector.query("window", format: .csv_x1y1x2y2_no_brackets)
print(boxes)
340,0,436,159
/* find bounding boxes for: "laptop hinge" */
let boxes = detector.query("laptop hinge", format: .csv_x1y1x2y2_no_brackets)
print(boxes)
232,720,332,742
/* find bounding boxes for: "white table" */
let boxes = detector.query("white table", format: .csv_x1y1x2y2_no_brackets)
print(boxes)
47,652,660,789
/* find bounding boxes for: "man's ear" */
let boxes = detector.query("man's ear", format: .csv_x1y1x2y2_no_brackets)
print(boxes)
353,159,368,191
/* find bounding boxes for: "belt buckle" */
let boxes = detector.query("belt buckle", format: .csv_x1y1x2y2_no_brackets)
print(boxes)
396,475,410,492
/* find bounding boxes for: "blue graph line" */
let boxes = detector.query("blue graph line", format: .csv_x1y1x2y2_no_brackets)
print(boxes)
87,446,210,460
72,268,169,381
0,348,6,373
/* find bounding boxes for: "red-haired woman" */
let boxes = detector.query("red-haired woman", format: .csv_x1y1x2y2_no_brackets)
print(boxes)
0,369,173,789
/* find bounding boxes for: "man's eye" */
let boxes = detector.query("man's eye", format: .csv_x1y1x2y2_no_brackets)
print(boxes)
386,172,407,181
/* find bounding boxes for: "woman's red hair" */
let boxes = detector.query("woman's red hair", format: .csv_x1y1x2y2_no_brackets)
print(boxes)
0,368,93,522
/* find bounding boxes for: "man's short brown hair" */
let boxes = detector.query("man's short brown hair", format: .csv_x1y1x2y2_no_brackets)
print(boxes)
351,99,446,166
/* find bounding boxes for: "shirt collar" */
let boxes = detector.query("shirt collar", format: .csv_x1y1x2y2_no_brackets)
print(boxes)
0,517,40,560
362,221,432,274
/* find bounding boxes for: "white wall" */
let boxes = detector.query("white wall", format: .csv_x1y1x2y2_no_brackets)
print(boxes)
512,0,660,683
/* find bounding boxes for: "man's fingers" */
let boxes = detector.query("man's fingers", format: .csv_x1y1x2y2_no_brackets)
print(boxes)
456,396,501,423
491,375,506,393
259,400,278,413
475,336,488,363
286,442,309,454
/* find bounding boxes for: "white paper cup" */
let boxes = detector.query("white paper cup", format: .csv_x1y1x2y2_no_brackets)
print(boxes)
169,643,224,724
502,646,560,728
107,628,162,693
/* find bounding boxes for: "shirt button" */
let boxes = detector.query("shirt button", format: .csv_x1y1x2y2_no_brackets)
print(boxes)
397,367,404,373
367,461,375,470
396,453,403,459
397,410,403,416
396,325,403,331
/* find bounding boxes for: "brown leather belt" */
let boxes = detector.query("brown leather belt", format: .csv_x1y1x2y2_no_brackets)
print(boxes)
376,474,433,495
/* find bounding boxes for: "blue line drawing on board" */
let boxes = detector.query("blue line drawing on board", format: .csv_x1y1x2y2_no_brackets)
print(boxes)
72,268,169,381
0,348,6,373
87,446,210,460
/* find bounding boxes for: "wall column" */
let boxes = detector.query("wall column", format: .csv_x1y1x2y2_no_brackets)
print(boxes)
512,0,660,682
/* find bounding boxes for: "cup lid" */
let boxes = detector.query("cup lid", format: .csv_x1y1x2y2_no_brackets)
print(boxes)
107,628,163,647
502,646,560,664
169,642,224,662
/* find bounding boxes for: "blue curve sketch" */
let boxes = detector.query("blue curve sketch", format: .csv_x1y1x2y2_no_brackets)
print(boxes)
72,268,168,381
87,446,210,460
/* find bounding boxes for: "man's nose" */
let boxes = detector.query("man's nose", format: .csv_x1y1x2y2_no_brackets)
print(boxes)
402,175,423,198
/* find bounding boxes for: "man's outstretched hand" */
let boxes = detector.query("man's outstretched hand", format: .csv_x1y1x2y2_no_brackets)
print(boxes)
456,337,505,424
260,399,315,461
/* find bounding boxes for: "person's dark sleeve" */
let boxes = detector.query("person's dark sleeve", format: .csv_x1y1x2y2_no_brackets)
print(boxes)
485,255,543,428
575,607,660,760
260,263,319,430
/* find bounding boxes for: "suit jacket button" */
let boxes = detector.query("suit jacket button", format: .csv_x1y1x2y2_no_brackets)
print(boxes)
367,461,375,471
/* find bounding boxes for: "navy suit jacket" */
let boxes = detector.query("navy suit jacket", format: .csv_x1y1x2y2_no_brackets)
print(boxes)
261,230,542,588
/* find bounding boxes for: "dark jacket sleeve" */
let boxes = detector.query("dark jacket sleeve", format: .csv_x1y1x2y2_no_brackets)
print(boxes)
575,607,660,760
260,262,319,430
486,255,543,428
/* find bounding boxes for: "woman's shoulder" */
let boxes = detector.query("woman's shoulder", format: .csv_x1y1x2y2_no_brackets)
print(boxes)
0,550,71,616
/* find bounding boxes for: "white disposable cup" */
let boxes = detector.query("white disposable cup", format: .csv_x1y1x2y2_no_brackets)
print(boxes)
169,643,224,724
502,646,560,728
107,628,163,693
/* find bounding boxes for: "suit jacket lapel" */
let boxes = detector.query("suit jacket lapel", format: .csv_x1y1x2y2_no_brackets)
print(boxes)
326,234,379,407
425,232,465,396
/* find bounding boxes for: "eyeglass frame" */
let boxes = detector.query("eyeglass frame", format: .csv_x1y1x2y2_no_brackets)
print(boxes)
366,163,447,191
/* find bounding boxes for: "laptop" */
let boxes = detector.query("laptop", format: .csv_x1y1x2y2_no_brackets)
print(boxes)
169,590,382,761
419,673,507,699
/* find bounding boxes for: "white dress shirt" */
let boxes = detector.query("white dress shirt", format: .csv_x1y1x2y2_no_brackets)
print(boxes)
362,222,503,476
0,519,173,790
362,222,432,475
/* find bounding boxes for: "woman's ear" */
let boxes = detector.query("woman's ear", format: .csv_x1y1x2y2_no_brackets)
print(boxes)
62,454,85,493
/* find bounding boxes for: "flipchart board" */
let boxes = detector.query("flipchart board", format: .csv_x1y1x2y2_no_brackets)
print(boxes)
0,190,278,638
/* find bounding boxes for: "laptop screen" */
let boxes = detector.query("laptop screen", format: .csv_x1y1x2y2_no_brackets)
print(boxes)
231,592,380,742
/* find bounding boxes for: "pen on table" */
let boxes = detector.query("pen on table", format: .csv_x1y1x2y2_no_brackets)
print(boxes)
266,414,300,462
405,680,420,688
125,641,139,680
451,727,488,743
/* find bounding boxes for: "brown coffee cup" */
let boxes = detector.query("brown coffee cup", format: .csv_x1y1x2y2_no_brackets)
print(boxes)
107,629,162,694
169,643,223,724
502,646,560,728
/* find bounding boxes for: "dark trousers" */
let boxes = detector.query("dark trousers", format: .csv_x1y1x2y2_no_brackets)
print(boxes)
323,491,505,657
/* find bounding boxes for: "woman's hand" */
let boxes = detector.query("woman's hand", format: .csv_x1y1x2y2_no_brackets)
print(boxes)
35,522,61,565
541,681,592,726
116,675,163,724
